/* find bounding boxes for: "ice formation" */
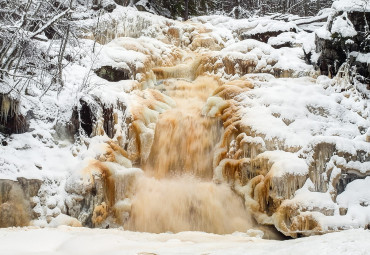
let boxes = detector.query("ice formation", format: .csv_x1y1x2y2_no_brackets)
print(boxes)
0,3,369,240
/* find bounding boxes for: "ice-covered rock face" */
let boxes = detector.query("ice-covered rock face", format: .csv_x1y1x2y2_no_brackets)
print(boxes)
0,94,27,135
315,0,370,83
206,74,369,237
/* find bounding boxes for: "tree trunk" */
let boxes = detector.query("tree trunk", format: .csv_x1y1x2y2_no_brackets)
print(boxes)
304,0,308,16
184,0,189,21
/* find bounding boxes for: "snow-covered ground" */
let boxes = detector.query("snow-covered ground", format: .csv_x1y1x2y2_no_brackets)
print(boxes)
0,227,369,255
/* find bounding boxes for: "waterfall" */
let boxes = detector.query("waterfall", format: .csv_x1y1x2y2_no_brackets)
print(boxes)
117,67,254,234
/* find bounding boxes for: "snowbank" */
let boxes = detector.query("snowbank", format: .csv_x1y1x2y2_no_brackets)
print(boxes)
332,0,370,12
0,227,369,255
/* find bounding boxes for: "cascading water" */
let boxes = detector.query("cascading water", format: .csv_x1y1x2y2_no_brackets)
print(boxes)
123,75,254,234
143,76,221,179
125,175,253,233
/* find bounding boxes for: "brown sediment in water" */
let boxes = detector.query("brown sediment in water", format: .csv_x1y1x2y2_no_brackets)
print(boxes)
143,76,221,179
123,75,254,234
125,174,252,234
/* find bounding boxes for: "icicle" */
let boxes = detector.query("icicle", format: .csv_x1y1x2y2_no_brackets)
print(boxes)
1,95,11,124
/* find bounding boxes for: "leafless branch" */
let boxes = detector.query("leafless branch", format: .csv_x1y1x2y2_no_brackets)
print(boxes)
30,8,71,39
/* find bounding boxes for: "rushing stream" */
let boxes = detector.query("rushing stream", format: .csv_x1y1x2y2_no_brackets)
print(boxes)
124,76,253,234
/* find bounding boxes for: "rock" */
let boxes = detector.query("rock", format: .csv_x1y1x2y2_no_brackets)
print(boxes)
315,8,370,81
0,178,42,227
242,30,296,44
95,66,131,82
65,167,107,227
47,197,57,210
92,202,108,226
0,94,28,135
53,107,79,142
16,178,42,198
315,33,347,76
78,98,97,137
208,76,370,237
103,3,116,13
0,203,28,227
113,0,131,6
92,0,117,12
32,209,42,219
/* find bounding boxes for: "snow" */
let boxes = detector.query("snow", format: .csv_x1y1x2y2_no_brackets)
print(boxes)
88,81,133,106
0,124,78,181
96,36,179,72
337,177,370,208
244,20,298,37
315,25,332,40
256,151,309,177
267,32,296,47
0,3,369,240
219,37,315,77
222,39,274,55
295,189,337,211
308,177,370,230
49,214,82,228
232,74,369,232
236,76,368,150
294,9,333,26
315,5,360,40
332,0,370,12
192,15,299,45
331,12,357,38
0,227,369,255
350,52,370,64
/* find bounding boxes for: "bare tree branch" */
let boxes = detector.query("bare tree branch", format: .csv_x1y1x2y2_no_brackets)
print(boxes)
30,8,71,39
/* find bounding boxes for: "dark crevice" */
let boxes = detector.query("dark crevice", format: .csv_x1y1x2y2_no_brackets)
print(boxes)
0,94,28,135
79,99,96,137
95,66,131,82
103,106,114,138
